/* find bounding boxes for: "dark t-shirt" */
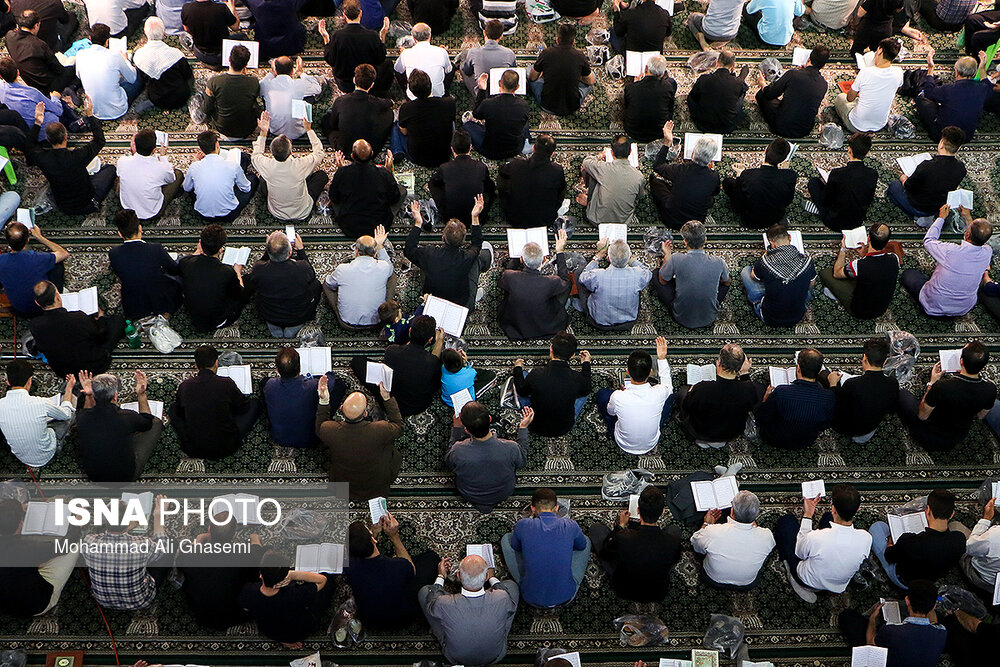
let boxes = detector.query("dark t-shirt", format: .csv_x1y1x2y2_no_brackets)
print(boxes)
876,620,947,667
345,555,418,630
752,252,816,327
398,96,457,168
532,45,591,116
77,404,154,482
684,377,761,441
238,579,324,643
923,374,997,444
181,1,237,54
831,370,898,436
178,545,264,629
884,527,966,584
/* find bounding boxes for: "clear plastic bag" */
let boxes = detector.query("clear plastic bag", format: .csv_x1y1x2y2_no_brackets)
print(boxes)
0,481,28,503
936,585,988,618
759,57,783,83
687,50,719,74
818,123,844,149
279,508,330,540
976,477,1000,505
894,495,927,515
388,20,413,42
703,614,746,657
188,91,207,125
605,54,624,80
644,226,674,257
218,350,244,367
888,114,916,139
587,44,610,67
0,651,27,667
147,315,182,354
883,331,919,384
613,614,670,646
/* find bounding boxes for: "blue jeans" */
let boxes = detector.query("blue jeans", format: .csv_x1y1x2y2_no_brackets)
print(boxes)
519,395,588,419
122,75,145,106
463,120,532,157
594,387,675,436
741,265,765,319
887,179,932,219
869,521,907,589
500,532,591,606
528,78,593,115
390,123,408,158
774,511,834,585
0,190,20,225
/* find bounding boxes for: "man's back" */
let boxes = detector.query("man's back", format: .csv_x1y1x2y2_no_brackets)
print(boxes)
533,44,591,116
578,261,651,326
421,579,519,665
623,75,677,143
0,389,71,467
688,68,747,133
923,78,992,138
513,359,590,437
75,45,134,120
473,92,530,160
173,369,249,458
326,89,394,154
849,65,903,132
510,513,587,606
885,527,966,583
875,618,947,667
325,23,386,83
181,0,236,53
29,308,111,378
109,240,180,320
77,403,153,481
821,161,878,231
905,154,967,214
651,158,720,228
317,398,403,499
207,72,261,139
756,379,834,449
845,249,900,320
246,253,319,327
498,259,570,341
831,370,898,436
263,375,319,448
0,250,56,315
684,377,760,442
83,531,162,610
581,157,644,224
346,554,418,630
660,250,730,328
796,522,872,592
383,344,442,416
431,154,494,224
463,40,516,80
404,223,483,306
446,429,527,509
27,117,103,214
177,254,243,332
614,0,672,51
398,95,457,167
764,67,827,137
5,29,61,91
178,546,263,629
11,0,67,49
920,374,997,446
330,161,400,238
601,523,681,601
238,579,324,644
396,41,451,97
733,165,797,228
752,247,815,326
409,0,457,34
497,154,565,228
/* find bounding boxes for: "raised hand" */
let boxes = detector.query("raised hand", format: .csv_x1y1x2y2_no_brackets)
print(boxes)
470,193,485,220
554,227,567,253
518,407,534,428
374,224,388,247
134,370,148,395
317,374,329,401
655,336,668,360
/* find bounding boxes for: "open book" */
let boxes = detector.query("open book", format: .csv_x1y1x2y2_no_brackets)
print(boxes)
855,51,876,69
108,37,127,55
222,39,259,68
369,497,388,524
686,363,716,385
938,348,962,373
450,387,474,417
896,153,932,178
218,364,253,394
222,246,251,266
628,493,640,517
62,286,99,315
654,0,674,12
296,346,331,376
880,598,902,624
223,148,242,164
211,493,261,524
154,130,168,147
658,660,693,667
549,653,581,667
16,207,34,229
507,227,549,259
837,80,854,95
691,476,739,511
21,501,68,536
992,481,1000,500
763,230,804,254
466,543,496,568
769,366,796,387
994,572,1000,606
291,100,313,122
423,296,469,338
625,51,659,77
121,491,154,517
120,400,164,420
398,172,416,198
792,47,812,66
603,143,639,169
684,133,723,162
598,223,627,244
801,479,826,499
488,66,527,94
851,646,887,667
365,361,394,390
887,512,928,543
946,188,973,210
295,543,344,573
842,227,867,249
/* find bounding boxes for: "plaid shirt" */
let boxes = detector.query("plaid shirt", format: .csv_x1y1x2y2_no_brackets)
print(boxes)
935,0,976,24
578,259,652,326
83,531,167,610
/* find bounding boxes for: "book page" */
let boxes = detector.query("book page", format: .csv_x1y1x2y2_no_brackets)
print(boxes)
365,361,394,390
938,348,962,373
290,99,313,122
856,51,875,69
466,543,495,568
880,599,902,624
423,296,468,338
222,246,251,266
120,400,164,420
549,653,581,667
625,51,658,77
121,491,154,517
896,153,931,178
628,493,639,517
450,387,474,417
851,646,887,667
295,544,319,572
946,188,973,210
654,0,674,13
712,476,739,509
887,512,928,542
297,347,332,376
684,133,723,162
792,47,812,66
769,366,795,387
154,130,168,147
369,497,388,524
801,480,826,498
842,227,867,249
817,167,830,183
218,365,252,394
319,543,344,573
108,37,127,55
691,480,719,511
992,480,1000,500
21,501,50,535
603,142,640,168
488,66,527,95
235,493,261,524
506,227,549,259
15,208,33,228
789,230,805,254
222,39,259,68
598,223,627,244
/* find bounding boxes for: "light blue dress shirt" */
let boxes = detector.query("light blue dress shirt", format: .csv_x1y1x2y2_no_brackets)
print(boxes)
182,152,252,218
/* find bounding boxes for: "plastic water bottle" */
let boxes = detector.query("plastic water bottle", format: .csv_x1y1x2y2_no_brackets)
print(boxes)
125,320,142,349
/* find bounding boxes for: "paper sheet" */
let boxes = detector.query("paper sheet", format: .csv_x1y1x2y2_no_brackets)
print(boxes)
938,348,962,373
768,366,796,387
450,387,474,417
488,66,527,95
296,346,332,376
801,480,826,498
62,286,99,315
946,188,973,210
295,543,344,573
120,400,164,420
222,39,260,69
369,497,388,524
887,512,928,543
686,363,716,385
683,133,724,162
896,153,932,178
851,646,887,667
506,227,549,259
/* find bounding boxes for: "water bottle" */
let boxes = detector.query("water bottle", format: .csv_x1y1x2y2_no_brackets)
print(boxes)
125,320,142,349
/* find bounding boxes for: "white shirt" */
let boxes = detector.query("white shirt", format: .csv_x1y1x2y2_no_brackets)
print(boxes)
394,41,453,98
260,73,322,140
0,389,74,467
182,152,252,218
324,251,393,326
117,153,177,220
607,359,673,454
966,519,1000,584
84,0,149,33
75,44,138,120
794,518,872,592
849,65,903,132
691,521,776,586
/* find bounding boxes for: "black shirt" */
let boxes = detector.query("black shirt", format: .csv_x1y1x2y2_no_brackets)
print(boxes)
598,523,681,602
512,358,591,437
756,379,835,449
623,75,676,143
383,343,442,416
398,95,457,167
173,368,253,459
613,0,672,51
758,66,828,138
687,67,748,133
846,250,900,320
817,160,878,231
4,29,64,93
322,89,394,154
25,116,104,215
28,308,117,377
532,44,592,116
830,370,898,436
498,154,566,228
651,154,720,229
471,90,531,160
324,23,387,85
245,250,321,328
206,72,261,139
108,240,181,320
683,377,761,442
905,154,967,214
146,57,194,110
239,578,327,644
345,555,418,630
77,403,154,482
498,256,571,341
329,161,402,238
177,254,244,332
407,0,458,35
0,537,57,616
922,374,997,446
752,248,816,327
429,154,496,225
404,223,483,306
178,544,263,630
884,527,966,584
729,164,797,229
9,0,69,50
181,0,237,54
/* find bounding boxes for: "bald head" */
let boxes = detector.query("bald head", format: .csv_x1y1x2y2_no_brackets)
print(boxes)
352,139,373,162
356,235,377,257
412,22,431,41
459,554,488,591
341,392,368,421
274,56,294,76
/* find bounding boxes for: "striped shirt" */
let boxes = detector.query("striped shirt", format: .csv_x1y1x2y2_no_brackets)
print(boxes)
83,531,168,610
935,0,976,24
0,388,73,467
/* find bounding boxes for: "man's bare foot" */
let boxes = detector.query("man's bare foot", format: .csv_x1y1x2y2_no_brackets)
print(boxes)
709,40,729,50
694,31,711,51
575,192,588,207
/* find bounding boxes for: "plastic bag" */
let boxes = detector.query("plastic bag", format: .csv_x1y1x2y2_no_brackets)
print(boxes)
687,50,719,74
387,20,412,42
585,28,609,46
396,35,415,49
0,650,27,667
818,123,844,149
759,57,783,83
644,139,664,159
299,327,326,347
894,495,927,515
644,226,674,257
551,215,575,239
146,315,182,354
882,331,919,384
936,585,988,618
605,54,624,80
613,614,669,646
703,614,746,657
888,114,916,139
587,44,610,67
279,508,330,540
188,90,207,125
218,350,244,367
0,480,28,503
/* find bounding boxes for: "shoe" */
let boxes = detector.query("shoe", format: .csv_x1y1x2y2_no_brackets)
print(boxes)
461,110,474,124
802,199,819,215
480,240,495,271
784,561,818,603
601,468,654,501
823,287,838,301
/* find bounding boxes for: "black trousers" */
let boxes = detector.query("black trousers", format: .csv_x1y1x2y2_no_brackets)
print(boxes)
914,93,944,142
964,10,1000,55
168,398,262,457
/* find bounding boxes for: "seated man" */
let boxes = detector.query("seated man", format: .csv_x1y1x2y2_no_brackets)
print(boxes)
804,131,878,232
610,0,672,54
819,222,903,320
513,331,591,437
577,239,651,329
916,50,992,141
319,1,391,95
393,23,451,98
869,489,966,589
177,224,245,332
501,487,590,607
823,337,899,443
963,496,1000,593
109,210,181,320
465,68,531,161
419,553,519,666
252,111,327,222
898,341,996,451
589,485,682,602
460,19,515,94
329,139,403,239
580,135,644,226
674,343,763,445
183,130,258,223
622,56,677,143
204,44,261,140
29,281,125,378
687,50,748,133
430,130,496,225
0,359,74,467
686,0,744,50
116,129,184,222
244,0,304,60
75,23,142,120
653,220,731,329
133,17,193,110
239,550,333,650
774,484,873,603
83,0,152,40
595,338,674,455
498,230,570,340
940,609,1000,667
497,134,566,229
405,196,485,310
5,10,75,92
0,220,68,316
322,63,394,154
346,515,439,631
324,226,394,329
170,345,262,459
316,378,403,500
836,38,903,134
263,347,343,449
446,402,531,512
650,124,720,229
181,0,239,67
756,348,835,450
407,0,457,39
550,0,602,19
755,45,829,138
0,57,85,144
963,8,1000,56
920,0,976,30
394,69,456,168
742,224,816,327
528,23,594,117
722,138,797,229
691,490,775,590
245,231,322,339
887,126,967,222
745,0,805,47
900,204,992,317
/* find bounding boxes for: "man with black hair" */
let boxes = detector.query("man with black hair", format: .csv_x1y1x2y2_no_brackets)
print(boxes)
394,68,456,167
691,490,775,590
687,49,748,133
329,138,403,238
75,22,142,120
820,223,903,320
252,112,327,222
263,347,343,449
28,281,125,378
756,348,835,450
376,314,444,416
674,343,764,445
246,230,322,339
466,68,531,161
589,485,682,601
170,344,261,459
10,0,77,52
580,135,644,226
318,1,390,95
836,38,903,133
429,130,496,226
528,23,594,117
610,0,671,54
622,55,677,143
774,484,872,603
755,45,829,138
654,220,731,329
511,333,589,436
742,223,816,327
804,131,878,232
722,138,797,229
898,340,996,450
260,56,322,141
0,220,67,315
446,403,532,512
497,134,566,229
177,224,245,331
183,129,258,222
108,209,182,320
323,63,394,155
181,0,239,67
239,549,334,649
888,125,968,221
117,128,184,221
460,19,515,94
0,359,74,467
204,44,261,139
821,337,899,443
499,231,571,341
4,10,74,93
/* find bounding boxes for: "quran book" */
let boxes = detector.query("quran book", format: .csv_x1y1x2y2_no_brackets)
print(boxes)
224,147,242,164
368,497,388,524
686,363,716,385
450,387,474,417
855,51,876,69
295,543,344,573
488,66,527,95
801,480,826,499
887,511,928,543
938,348,962,373
880,598,902,624
62,286,99,315
628,494,639,517
108,37,127,55
506,227,549,259
603,142,639,168
792,47,812,66
992,481,1000,499
466,543,496,568
154,131,168,147
817,166,830,183
993,572,1000,605
762,230,803,254
691,476,739,511
121,491,154,517
683,133,724,162
365,361,394,391
120,400,164,420
896,153,932,178
21,501,68,536
222,39,259,68
768,366,796,387
296,346,332,376
15,207,34,228
221,246,251,265
423,296,469,338
598,223,628,244
625,51,659,77
218,364,253,394
850,646,887,667
290,100,313,122
842,226,867,249
946,188,973,210
837,80,854,95
691,650,719,667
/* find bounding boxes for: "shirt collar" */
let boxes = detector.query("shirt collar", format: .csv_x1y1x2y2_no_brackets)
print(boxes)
905,616,931,625
124,239,144,243
461,587,486,598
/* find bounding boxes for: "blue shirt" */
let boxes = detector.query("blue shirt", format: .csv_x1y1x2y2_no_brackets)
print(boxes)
509,512,588,607
921,77,993,139
0,81,60,140
0,250,56,315
262,375,319,447
183,152,252,218
746,0,805,45
441,364,477,406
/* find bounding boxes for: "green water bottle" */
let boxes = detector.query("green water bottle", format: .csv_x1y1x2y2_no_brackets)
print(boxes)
125,320,142,349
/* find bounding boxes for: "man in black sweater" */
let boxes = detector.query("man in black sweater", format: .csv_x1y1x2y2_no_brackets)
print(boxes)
622,55,676,143
499,230,571,340
5,10,74,93
407,0,458,35
394,69,456,168
512,331,591,437
465,69,531,161
755,45,829,138
804,131,878,232
178,224,246,332
109,209,182,321
609,0,671,54
650,121,720,229
723,138,797,229
687,49,748,134
819,222,903,320
675,343,764,445
405,195,485,309
498,134,566,229
322,64,394,154
244,231,322,339
329,139,403,238
756,348,836,450
429,130,496,226
10,0,77,51
888,125,968,221
821,338,899,443
319,1,391,95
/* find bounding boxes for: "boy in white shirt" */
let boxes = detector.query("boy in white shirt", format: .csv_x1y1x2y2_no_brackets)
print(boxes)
835,37,903,133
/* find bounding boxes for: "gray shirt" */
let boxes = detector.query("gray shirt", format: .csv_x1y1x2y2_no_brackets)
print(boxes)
704,0,748,38
581,156,645,224
419,579,520,666
658,249,730,328
446,427,528,511
462,40,517,79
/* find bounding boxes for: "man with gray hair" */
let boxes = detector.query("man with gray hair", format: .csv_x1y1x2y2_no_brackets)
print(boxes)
653,220,731,329
498,228,570,340
75,370,162,482
324,225,395,328
691,489,775,590
251,110,328,222
622,55,677,143
244,230,322,338
915,48,993,141
419,552,519,665
580,135,645,226
394,23,452,98
650,121,721,229
132,16,193,109
577,238,652,329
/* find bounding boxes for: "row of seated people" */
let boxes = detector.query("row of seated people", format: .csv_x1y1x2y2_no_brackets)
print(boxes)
2,479,999,667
